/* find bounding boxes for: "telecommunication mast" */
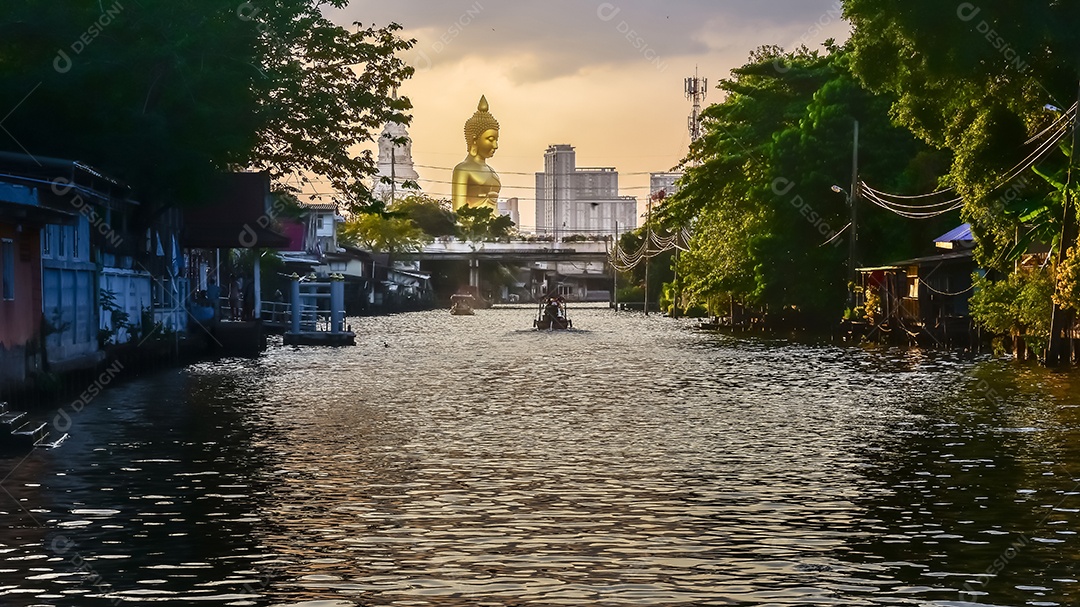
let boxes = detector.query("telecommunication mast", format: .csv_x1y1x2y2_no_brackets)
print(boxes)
685,68,707,142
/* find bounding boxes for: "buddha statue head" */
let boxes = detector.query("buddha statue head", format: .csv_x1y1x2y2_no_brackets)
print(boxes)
463,95,500,159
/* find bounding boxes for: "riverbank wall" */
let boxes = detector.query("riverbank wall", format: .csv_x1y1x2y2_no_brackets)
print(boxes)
0,322,261,409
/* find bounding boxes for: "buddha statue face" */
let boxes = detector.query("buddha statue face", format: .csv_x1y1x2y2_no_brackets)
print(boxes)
463,95,500,160
473,128,499,159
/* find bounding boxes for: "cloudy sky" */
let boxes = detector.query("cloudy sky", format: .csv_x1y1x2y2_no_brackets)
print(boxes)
324,0,850,229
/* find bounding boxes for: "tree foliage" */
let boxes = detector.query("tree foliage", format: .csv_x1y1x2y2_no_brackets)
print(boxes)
970,266,1055,354
390,194,457,238
0,1,413,209
455,205,515,242
844,0,1080,266
659,43,949,320
844,0,1080,347
337,213,430,255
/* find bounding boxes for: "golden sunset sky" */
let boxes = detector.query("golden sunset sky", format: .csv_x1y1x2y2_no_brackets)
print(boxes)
324,0,851,230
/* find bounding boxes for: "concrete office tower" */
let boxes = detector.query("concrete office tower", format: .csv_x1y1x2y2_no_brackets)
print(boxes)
534,144,637,238
498,197,520,227
650,172,682,200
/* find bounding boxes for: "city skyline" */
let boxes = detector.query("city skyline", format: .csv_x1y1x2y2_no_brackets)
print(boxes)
322,1,851,228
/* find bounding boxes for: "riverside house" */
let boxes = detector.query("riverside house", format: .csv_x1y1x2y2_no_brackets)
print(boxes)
0,173,76,388
0,152,187,393
855,223,978,346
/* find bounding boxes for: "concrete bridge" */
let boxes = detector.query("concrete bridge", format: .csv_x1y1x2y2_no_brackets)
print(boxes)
407,239,611,262
402,239,613,292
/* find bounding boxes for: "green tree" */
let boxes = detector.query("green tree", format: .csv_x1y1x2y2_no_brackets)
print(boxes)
970,267,1055,357
0,1,413,210
844,0,1080,358
391,194,457,238
455,206,515,242
337,213,431,256
659,44,945,322
845,0,1080,263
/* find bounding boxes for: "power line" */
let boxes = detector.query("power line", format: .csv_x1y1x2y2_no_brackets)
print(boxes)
861,183,963,209
609,227,692,271
860,185,964,219
919,278,976,297
296,188,647,206
410,162,679,177
858,102,1078,219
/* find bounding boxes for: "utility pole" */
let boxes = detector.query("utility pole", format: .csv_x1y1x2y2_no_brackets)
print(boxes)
551,153,560,297
389,87,398,204
552,157,558,249
672,247,680,318
848,120,860,309
613,220,619,310
389,133,396,203
1047,80,1080,366
644,194,652,316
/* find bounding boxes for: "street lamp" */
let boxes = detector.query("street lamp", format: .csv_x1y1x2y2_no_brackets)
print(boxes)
830,184,857,309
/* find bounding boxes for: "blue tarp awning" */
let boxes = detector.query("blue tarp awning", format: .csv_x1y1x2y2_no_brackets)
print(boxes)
934,223,973,248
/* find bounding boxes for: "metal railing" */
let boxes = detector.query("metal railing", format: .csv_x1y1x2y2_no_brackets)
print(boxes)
260,301,325,330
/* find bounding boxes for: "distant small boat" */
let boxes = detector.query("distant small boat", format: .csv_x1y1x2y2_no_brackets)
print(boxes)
534,297,572,330
450,293,476,316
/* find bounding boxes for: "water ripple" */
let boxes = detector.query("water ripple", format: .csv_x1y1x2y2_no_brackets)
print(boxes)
1,306,1078,605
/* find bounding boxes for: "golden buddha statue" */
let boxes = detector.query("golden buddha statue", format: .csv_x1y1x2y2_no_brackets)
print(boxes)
452,95,501,213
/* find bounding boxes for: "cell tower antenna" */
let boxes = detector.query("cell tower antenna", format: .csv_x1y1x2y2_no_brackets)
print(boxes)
684,67,707,142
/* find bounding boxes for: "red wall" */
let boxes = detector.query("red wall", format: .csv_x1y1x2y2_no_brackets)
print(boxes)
0,222,42,348
279,219,307,251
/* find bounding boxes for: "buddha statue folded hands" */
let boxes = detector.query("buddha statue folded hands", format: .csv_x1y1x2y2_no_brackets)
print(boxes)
452,95,501,213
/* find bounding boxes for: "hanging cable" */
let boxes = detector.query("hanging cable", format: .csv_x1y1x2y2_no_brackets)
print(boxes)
860,186,964,219
860,187,964,212
919,279,976,297
859,103,1076,211
860,185,955,201
819,223,851,247
1024,102,1078,145
609,227,693,270
861,183,964,209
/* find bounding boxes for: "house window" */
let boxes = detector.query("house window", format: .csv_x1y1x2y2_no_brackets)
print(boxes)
906,265,919,299
42,226,51,256
2,239,14,300
317,216,325,231
58,225,66,259
73,223,80,259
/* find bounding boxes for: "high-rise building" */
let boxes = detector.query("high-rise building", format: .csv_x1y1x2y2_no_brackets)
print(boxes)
650,172,682,200
534,144,637,237
498,197,520,227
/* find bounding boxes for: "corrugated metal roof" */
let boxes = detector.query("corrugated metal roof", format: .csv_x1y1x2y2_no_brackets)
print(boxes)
858,250,975,272
934,223,973,244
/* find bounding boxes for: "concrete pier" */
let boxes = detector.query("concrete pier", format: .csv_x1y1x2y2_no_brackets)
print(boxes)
283,273,356,346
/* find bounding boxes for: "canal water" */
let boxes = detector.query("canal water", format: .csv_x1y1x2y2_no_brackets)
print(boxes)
2,305,1079,606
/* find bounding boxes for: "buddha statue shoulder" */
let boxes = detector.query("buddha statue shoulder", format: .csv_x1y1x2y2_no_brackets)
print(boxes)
452,95,501,213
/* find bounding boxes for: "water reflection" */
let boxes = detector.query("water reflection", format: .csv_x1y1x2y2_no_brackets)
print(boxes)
1,306,1078,605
